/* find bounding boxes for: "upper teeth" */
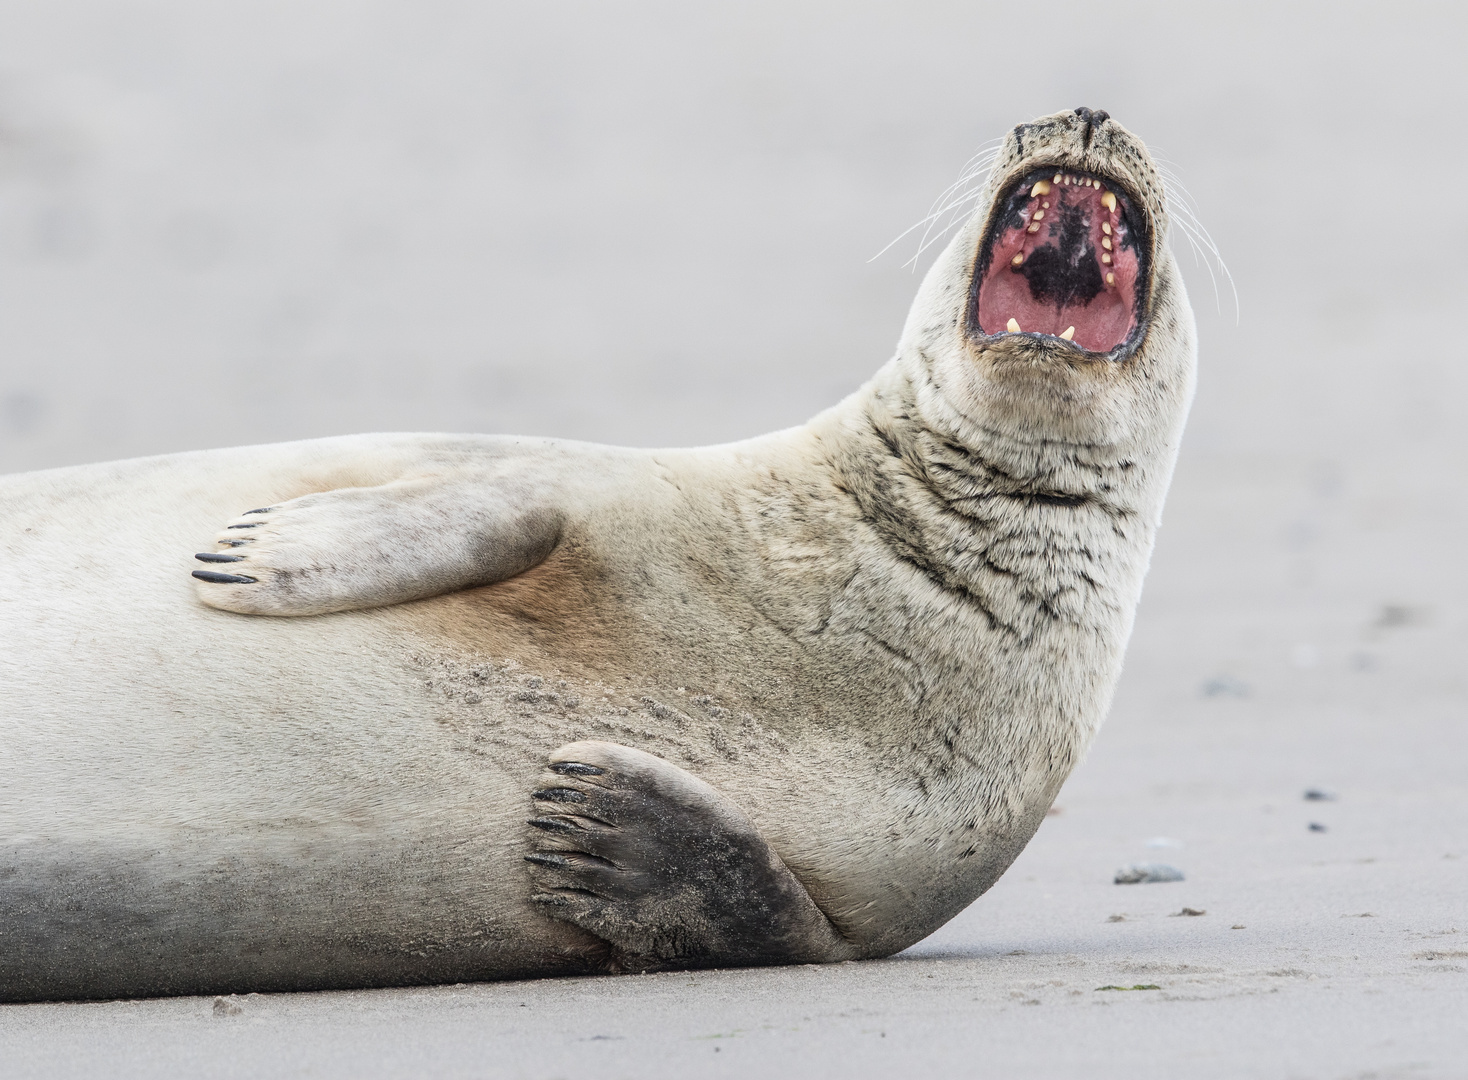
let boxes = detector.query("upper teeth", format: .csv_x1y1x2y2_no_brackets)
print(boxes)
1041,172,1116,205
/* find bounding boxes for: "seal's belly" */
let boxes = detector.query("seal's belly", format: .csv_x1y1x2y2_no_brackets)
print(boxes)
0,446,609,997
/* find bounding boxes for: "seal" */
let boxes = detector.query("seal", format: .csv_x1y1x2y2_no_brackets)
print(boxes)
0,108,1195,1001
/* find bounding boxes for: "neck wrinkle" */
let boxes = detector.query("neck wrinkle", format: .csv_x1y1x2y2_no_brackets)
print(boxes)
866,355,1141,518
819,355,1156,644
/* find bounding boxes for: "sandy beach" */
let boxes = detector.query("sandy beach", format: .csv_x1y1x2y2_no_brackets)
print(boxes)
1,2,1465,1075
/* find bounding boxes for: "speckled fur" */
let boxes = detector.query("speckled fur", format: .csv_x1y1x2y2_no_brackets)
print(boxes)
0,110,1194,999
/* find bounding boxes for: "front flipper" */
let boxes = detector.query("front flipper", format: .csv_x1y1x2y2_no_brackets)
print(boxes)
192,475,562,616
526,741,858,972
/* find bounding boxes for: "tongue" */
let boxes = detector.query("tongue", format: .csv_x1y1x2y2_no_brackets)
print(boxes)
976,176,1139,353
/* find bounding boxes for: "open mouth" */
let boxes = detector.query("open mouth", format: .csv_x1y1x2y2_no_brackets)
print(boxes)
970,167,1150,355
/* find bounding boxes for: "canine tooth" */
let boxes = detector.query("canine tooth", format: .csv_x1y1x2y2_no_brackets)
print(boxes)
1006,317,1021,332
1059,326,1076,340
1102,252,1112,265
1011,253,1024,266
1106,272,1115,284
1101,191,1117,212
1031,179,1052,197
1102,237,1113,251
1102,222,1112,235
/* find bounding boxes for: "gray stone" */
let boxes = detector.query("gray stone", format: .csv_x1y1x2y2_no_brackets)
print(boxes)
1113,864,1185,885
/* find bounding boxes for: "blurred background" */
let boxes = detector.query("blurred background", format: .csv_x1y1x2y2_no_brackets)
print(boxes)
2,0,1462,471
0,2,1465,799
1,3,1466,1068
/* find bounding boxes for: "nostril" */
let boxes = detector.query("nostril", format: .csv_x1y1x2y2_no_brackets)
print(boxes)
1073,107,1110,148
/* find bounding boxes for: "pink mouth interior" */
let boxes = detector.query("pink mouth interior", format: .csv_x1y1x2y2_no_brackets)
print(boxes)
975,171,1141,353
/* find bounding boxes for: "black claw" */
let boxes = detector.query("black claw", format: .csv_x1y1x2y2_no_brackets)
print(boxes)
532,787,588,804
527,816,583,834
524,852,569,868
194,552,245,563
531,887,601,905
192,570,259,584
226,522,265,529
550,762,606,776
242,508,274,515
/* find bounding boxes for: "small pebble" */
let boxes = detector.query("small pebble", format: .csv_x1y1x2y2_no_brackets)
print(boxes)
1309,822,1328,832
1304,789,1337,802
1114,863,1185,884
1231,924,1247,930
212,996,244,1017
1172,907,1206,917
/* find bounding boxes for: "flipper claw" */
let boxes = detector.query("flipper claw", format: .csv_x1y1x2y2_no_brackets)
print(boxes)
192,570,259,584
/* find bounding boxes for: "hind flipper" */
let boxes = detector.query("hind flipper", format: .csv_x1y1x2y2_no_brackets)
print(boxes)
525,740,858,972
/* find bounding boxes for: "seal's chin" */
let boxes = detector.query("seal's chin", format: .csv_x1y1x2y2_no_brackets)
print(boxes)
969,166,1149,356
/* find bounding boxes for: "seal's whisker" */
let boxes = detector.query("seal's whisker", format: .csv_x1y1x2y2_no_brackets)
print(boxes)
906,192,989,267
872,139,1003,269
1175,223,1223,314
870,186,985,265
1172,208,1237,320
1154,155,1238,321
911,187,989,255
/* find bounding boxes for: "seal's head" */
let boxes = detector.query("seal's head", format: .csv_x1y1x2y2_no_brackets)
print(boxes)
900,108,1195,453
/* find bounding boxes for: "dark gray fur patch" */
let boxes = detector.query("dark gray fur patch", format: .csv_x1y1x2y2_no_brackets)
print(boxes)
525,765,840,971
0,836,586,1002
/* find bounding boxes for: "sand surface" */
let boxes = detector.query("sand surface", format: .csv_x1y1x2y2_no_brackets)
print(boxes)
1,1,1465,1076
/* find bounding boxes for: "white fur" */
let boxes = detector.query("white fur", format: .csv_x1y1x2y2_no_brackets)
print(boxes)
0,110,1195,998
